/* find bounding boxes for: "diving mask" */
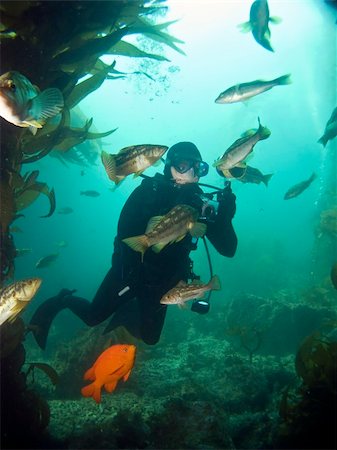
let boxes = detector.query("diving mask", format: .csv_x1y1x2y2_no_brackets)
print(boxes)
170,158,209,178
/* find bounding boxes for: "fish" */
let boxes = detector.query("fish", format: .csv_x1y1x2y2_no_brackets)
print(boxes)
331,263,337,290
35,253,59,269
81,344,136,403
0,278,42,326
284,173,317,200
101,144,168,184
0,71,64,134
57,207,74,214
215,74,291,104
238,0,281,52
15,248,32,257
218,164,273,187
80,190,100,197
318,107,337,147
213,118,271,171
122,204,207,261
160,275,221,306
55,240,68,248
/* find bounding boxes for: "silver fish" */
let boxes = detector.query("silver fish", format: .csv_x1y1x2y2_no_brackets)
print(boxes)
58,207,74,214
213,118,271,171
0,71,64,133
318,107,337,147
284,173,317,200
35,253,59,268
160,275,221,306
0,278,42,326
238,0,281,52
80,190,100,197
101,144,168,185
122,204,207,261
215,74,291,104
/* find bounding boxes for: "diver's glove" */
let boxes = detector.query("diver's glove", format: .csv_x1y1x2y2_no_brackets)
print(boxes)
216,182,236,221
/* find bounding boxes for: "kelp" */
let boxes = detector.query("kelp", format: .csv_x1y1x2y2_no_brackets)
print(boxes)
25,362,60,386
278,328,337,449
0,0,182,285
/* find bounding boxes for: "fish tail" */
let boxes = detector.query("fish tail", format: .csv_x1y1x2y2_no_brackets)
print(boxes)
81,382,101,403
263,173,273,186
101,151,118,183
318,135,328,147
122,235,149,261
257,118,271,140
274,74,292,85
209,275,221,291
309,172,317,183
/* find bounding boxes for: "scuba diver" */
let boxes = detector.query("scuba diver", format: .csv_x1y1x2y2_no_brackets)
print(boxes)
29,142,238,349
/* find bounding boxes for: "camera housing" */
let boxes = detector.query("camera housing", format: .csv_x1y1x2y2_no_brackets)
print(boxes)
191,299,210,314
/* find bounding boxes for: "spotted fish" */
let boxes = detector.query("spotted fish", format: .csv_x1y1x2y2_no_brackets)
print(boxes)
101,144,168,184
0,278,42,326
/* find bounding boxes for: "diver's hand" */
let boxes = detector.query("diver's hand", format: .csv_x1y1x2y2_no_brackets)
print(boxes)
217,188,236,221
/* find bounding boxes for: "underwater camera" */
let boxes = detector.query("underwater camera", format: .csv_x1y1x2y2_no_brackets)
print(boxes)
191,299,210,314
199,193,219,222
198,181,232,223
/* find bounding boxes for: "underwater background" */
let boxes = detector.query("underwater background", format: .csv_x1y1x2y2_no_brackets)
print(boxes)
1,0,336,449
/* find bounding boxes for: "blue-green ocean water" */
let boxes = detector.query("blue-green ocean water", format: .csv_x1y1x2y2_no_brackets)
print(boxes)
17,0,335,340
7,1,335,448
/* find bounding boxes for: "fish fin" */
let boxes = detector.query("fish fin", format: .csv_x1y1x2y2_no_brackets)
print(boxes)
101,151,119,183
212,159,223,168
263,174,273,187
269,16,282,24
30,88,64,121
190,279,203,286
28,124,39,134
177,302,188,310
122,235,148,260
83,366,95,381
209,275,221,291
237,21,251,32
145,216,163,233
189,222,207,238
176,280,187,287
274,74,291,85
317,135,328,147
7,304,23,323
241,129,256,138
81,382,101,403
104,380,118,392
152,241,167,253
123,369,132,382
174,234,186,243
108,364,124,375
133,170,144,178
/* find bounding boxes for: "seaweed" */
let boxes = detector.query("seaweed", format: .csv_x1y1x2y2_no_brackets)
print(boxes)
0,0,183,285
277,328,337,449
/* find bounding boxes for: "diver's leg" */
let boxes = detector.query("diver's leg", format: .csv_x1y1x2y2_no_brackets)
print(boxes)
29,267,128,349
138,292,167,345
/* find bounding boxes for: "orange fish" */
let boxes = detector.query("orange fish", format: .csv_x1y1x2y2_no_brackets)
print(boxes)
81,344,136,403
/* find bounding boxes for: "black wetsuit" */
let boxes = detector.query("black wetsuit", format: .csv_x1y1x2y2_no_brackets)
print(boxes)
30,174,237,348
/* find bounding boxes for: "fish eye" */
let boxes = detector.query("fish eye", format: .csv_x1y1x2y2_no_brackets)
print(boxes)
7,81,16,92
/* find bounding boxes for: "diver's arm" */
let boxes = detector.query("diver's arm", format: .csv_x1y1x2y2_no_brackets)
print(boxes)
206,189,238,257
